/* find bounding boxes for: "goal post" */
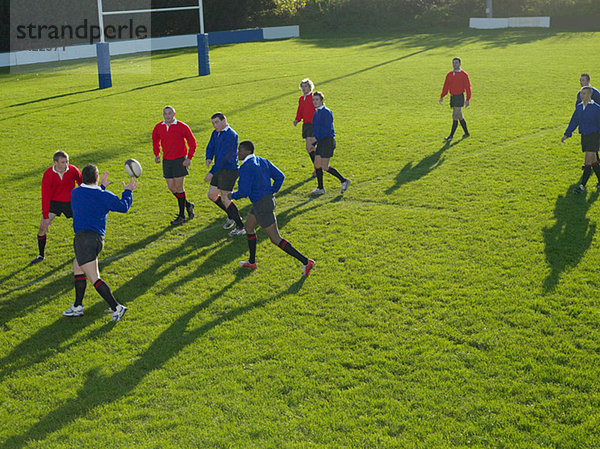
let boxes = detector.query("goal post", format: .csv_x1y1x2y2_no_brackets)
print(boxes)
96,0,208,89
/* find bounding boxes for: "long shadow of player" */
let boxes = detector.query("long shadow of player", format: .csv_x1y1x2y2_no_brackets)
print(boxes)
0,275,307,449
385,140,460,195
542,187,598,293
158,195,331,295
0,226,176,382
0,226,172,326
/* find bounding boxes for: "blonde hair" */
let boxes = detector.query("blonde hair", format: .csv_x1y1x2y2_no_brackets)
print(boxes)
299,78,314,91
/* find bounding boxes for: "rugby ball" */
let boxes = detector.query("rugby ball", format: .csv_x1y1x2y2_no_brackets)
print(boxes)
124,159,142,178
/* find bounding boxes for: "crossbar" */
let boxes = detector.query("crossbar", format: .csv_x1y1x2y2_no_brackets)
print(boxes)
102,6,200,15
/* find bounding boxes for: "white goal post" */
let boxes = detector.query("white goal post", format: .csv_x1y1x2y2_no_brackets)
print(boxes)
95,0,207,88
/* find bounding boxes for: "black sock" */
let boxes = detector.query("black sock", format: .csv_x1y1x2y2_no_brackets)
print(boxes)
316,169,324,189
93,279,119,311
174,192,186,217
581,166,592,187
214,196,228,212
74,274,86,307
309,151,316,163
277,239,308,265
460,119,469,135
37,235,47,257
226,202,244,228
450,120,458,137
592,162,600,182
247,233,257,264
326,166,345,182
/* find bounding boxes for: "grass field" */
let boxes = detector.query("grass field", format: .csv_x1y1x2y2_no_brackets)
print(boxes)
1,28,600,448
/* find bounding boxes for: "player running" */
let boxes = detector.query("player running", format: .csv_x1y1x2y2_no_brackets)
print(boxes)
230,140,315,276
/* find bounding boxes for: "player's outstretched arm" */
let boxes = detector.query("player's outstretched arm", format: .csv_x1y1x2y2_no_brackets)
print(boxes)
101,172,114,189
122,178,137,191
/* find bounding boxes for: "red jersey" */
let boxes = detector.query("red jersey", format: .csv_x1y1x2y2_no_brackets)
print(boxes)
41,164,82,219
295,93,316,124
441,69,471,101
152,120,197,161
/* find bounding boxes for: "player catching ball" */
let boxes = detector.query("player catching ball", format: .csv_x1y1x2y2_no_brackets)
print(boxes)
439,57,471,141
31,150,82,264
230,140,315,276
293,78,317,177
561,86,600,194
152,105,197,226
62,165,136,322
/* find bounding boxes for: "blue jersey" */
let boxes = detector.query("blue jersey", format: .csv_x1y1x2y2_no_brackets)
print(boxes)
205,126,239,174
312,105,335,140
71,184,132,235
564,101,600,137
231,154,284,204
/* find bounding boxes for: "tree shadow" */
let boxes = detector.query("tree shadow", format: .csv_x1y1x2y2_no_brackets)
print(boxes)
385,139,459,195
542,187,599,293
0,275,307,449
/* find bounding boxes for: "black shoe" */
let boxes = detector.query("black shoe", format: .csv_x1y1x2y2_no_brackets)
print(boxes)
186,202,195,220
170,215,185,226
462,133,470,138
444,136,453,142
30,255,45,264
573,185,586,194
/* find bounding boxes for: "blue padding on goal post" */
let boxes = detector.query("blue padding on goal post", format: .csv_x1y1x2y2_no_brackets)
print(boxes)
197,33,210,76
96,43,112,89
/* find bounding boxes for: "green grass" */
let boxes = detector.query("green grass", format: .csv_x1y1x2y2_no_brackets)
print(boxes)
1,29,600,448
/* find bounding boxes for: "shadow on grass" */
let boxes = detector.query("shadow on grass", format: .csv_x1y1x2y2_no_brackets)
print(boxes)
542,186,598,293
8,88,99,108
0,189,319,383
0,275,307,449
0,226,171,331
385,139,460,194
300,28,566,50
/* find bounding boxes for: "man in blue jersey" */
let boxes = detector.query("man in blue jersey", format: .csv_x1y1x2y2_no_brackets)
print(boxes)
562,87,600,194
62,165,136,322
228,140,315,276
310,91,350,196
205,112,245,236
576,74,600,105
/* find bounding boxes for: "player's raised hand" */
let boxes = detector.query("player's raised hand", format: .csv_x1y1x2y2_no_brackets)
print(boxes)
123,177,138,191
101,172,114,188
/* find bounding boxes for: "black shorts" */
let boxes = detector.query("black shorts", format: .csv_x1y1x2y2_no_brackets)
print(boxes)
315,137,336,158
302,123,314,139
210,168,239,191
74,230,104,266
163,157,189,179
581,132,600,152
450,93,465,108
49,200,73,218
248,194,276,229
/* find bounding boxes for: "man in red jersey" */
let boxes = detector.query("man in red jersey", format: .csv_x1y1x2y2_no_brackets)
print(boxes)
31,150,82,264
152,105,197,226
293,78,317,177
439,57,471,141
